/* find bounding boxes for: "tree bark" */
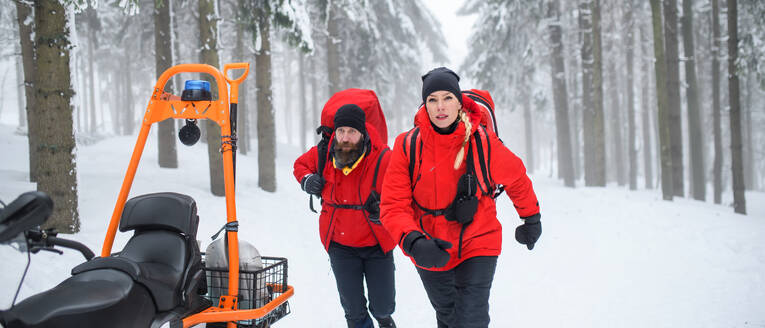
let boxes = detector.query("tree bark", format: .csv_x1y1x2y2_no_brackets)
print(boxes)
15,44,26,128
590,0,606,186
640,21,653,189
726,0,746,214
326,0,341,96
579,0,600,186
310,54,320,144
547,0,575,187
155,0,178,168
664,0,685,197
200,0,225,196
650,0,675,200
87,15,97,134
256,10,276,192
33,0,80,233
282,49,293,146
625,3,637,190
16,0,38,182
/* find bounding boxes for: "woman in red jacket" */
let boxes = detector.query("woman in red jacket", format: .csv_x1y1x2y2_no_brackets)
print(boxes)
380,67,541,328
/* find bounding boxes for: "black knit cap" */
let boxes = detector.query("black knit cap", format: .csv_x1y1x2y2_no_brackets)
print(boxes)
421,67,462,105
334,104,366,135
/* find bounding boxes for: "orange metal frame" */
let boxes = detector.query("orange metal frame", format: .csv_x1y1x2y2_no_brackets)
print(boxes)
98,63,293,328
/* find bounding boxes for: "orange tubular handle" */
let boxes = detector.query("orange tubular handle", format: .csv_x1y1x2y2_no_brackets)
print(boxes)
182,285,294,328
223,63,249,104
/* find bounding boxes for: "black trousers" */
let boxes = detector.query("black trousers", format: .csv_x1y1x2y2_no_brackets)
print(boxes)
416,256,498,328
328,242,396,328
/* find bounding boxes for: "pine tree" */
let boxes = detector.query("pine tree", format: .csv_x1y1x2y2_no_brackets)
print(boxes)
547,0,575,187
650,0,675,200
727,0,747,214
156,0,178,169
682,0,706,200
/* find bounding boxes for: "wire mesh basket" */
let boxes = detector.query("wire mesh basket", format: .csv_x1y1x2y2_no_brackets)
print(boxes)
203,257,291,328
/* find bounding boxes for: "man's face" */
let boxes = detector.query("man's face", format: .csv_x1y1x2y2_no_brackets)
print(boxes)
335,126,363,150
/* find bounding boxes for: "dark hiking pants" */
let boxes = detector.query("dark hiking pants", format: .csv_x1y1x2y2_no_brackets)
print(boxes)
328,242,396,328
416,256,498,328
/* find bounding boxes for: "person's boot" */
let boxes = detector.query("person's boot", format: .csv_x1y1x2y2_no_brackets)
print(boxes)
347,316,374,328
376,316,396,328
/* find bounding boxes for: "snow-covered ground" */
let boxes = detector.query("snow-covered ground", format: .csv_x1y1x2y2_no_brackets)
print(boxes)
1,124,764,328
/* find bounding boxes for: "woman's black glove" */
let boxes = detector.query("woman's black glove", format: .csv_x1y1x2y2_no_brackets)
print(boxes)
402,231,452,268
300,174,324,196
515,213,541,250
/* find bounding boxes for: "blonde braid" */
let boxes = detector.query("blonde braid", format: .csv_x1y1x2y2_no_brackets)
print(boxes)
453,110,472,169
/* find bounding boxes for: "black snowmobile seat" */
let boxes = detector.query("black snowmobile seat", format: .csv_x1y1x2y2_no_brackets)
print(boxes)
72,192,200,312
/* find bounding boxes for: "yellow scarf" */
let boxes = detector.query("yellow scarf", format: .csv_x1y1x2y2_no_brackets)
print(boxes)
334,151,366,175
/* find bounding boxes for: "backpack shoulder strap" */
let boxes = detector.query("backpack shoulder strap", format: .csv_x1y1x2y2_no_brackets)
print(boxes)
472,125,494,195
316,131,332,178
403,127,421,184
372,148,389,192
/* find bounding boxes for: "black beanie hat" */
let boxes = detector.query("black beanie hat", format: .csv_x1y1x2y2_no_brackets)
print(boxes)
334,104,366,134
421,67,462,105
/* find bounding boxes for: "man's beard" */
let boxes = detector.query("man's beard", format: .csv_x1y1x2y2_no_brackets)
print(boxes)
333,138,365,168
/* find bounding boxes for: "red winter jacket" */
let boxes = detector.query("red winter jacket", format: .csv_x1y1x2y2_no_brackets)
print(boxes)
293,124,397,253
380,95,540,271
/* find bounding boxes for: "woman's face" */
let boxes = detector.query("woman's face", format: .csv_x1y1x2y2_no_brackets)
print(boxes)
425,91,462,129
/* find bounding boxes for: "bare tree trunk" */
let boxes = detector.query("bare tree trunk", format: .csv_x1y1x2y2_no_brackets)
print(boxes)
682,0,705,200
16,0,38,182
726,0,746,214
87,24,97,134
608,59,625,186
298,51,308,153
590,0,607,186
569,50,582,180
650,0,675,200
711,0,723,203
256,11,276,192
640,21,654,189
625,3,637,190
200,0,225,196
580,0,599,186
33,0,80,233
743,74,753,189
326,1,341,96
664,0,685,197
156,0,178,168
547,0,575,187
310,55,319,144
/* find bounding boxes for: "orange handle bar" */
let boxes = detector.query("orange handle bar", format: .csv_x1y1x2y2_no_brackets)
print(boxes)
182,285,294,328
223,63,249,104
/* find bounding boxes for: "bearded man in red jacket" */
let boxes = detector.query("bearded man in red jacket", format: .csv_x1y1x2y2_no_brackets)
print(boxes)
293,104,397,328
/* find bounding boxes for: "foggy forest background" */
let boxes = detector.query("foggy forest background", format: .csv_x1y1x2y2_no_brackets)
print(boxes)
0,0,763,233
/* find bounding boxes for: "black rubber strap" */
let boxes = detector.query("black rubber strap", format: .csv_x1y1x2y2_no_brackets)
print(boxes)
408,128,420,184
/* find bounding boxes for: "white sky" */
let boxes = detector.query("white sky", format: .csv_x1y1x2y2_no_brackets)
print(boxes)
421,0,477,80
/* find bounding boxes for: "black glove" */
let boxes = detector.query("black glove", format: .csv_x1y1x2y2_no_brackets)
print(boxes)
301,174,324,196
402,231,452,268
363,191,381,224
515,213,541,250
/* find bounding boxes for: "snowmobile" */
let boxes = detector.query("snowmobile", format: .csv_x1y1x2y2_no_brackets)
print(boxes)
0,63,293,328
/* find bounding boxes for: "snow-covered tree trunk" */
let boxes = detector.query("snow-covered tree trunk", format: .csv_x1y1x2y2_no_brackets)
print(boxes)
156,0,179,169
33,0,80,233
727,0,746,214
682,0,705,200
650,0,675,200
326,1,341,96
